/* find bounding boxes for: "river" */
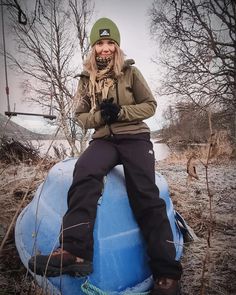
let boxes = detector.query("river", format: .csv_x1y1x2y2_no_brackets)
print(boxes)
31,139,170,161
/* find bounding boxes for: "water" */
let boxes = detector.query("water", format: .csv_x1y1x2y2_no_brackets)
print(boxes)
151,140,170,161
31,139,170,161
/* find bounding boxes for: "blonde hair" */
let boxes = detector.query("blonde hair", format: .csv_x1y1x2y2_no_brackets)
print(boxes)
84,43,125,83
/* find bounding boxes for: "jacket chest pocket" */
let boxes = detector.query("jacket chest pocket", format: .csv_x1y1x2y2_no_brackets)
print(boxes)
116,83,135,105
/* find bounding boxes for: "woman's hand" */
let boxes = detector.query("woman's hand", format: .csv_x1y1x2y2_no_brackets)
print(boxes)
100,97,121,124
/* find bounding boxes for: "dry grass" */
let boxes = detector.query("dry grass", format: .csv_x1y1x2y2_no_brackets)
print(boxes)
166,132,235,165
157,155,236,295
0,161,52,295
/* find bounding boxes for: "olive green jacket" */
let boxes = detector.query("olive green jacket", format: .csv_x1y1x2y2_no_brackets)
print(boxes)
74,60,157,139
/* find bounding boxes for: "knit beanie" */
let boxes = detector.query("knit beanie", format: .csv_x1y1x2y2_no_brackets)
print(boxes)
90,18,120,46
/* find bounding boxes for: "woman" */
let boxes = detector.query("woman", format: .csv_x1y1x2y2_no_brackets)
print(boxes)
29,18,182,295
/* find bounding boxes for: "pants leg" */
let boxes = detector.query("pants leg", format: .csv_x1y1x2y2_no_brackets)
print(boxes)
61,139,119,261
118,133,182,280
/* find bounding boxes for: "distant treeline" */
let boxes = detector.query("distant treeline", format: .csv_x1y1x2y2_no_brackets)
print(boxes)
160,102,234,146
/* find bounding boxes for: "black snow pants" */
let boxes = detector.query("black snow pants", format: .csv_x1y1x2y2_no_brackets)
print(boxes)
61,133,182,280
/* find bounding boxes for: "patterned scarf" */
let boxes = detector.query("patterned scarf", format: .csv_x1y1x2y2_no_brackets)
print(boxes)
89,56,116,113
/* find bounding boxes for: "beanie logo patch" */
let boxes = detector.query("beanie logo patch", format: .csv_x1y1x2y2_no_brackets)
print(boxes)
99,29,110,37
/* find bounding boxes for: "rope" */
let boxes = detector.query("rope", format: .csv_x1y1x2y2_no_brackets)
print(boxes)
13,0,27,25
81,281,107,295
49,0,54,117
1,0,11,113
1,0,55,119
81,280,150,295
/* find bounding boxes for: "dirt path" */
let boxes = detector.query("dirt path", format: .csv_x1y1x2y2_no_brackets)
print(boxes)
0,158,235,294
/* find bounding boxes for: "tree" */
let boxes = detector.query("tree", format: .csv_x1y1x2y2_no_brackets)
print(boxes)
149,0,236,141
2,0,94,156
161,102,210,144
69,0,92,61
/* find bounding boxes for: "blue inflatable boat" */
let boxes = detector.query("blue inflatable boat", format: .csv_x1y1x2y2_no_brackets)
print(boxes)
15,158,185,294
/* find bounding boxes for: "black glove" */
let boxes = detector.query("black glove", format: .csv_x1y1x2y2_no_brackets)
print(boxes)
100,97,121,124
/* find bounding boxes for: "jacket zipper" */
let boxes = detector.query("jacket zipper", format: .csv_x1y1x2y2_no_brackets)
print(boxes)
115,81,120,106
107,81,120,136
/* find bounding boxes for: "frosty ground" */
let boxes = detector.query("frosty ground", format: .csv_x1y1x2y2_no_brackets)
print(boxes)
0,154,235,294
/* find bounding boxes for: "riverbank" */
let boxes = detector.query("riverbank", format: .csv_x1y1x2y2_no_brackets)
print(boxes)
0,154,235,294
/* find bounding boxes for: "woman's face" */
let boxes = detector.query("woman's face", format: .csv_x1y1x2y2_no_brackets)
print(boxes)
95,39,116,58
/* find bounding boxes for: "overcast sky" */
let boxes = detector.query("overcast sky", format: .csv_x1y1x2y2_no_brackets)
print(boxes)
0,0,166,133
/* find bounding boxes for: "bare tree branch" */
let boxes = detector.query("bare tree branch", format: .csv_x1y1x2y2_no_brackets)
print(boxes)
149,0,236,140
2,0,94,156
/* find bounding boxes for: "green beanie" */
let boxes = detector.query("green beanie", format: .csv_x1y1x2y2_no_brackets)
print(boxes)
90,18,120,46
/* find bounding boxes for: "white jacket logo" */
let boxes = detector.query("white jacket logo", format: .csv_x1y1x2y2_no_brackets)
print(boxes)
99,29,110,37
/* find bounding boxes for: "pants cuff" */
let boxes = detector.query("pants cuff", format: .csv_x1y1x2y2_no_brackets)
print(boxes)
62,242,93,261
